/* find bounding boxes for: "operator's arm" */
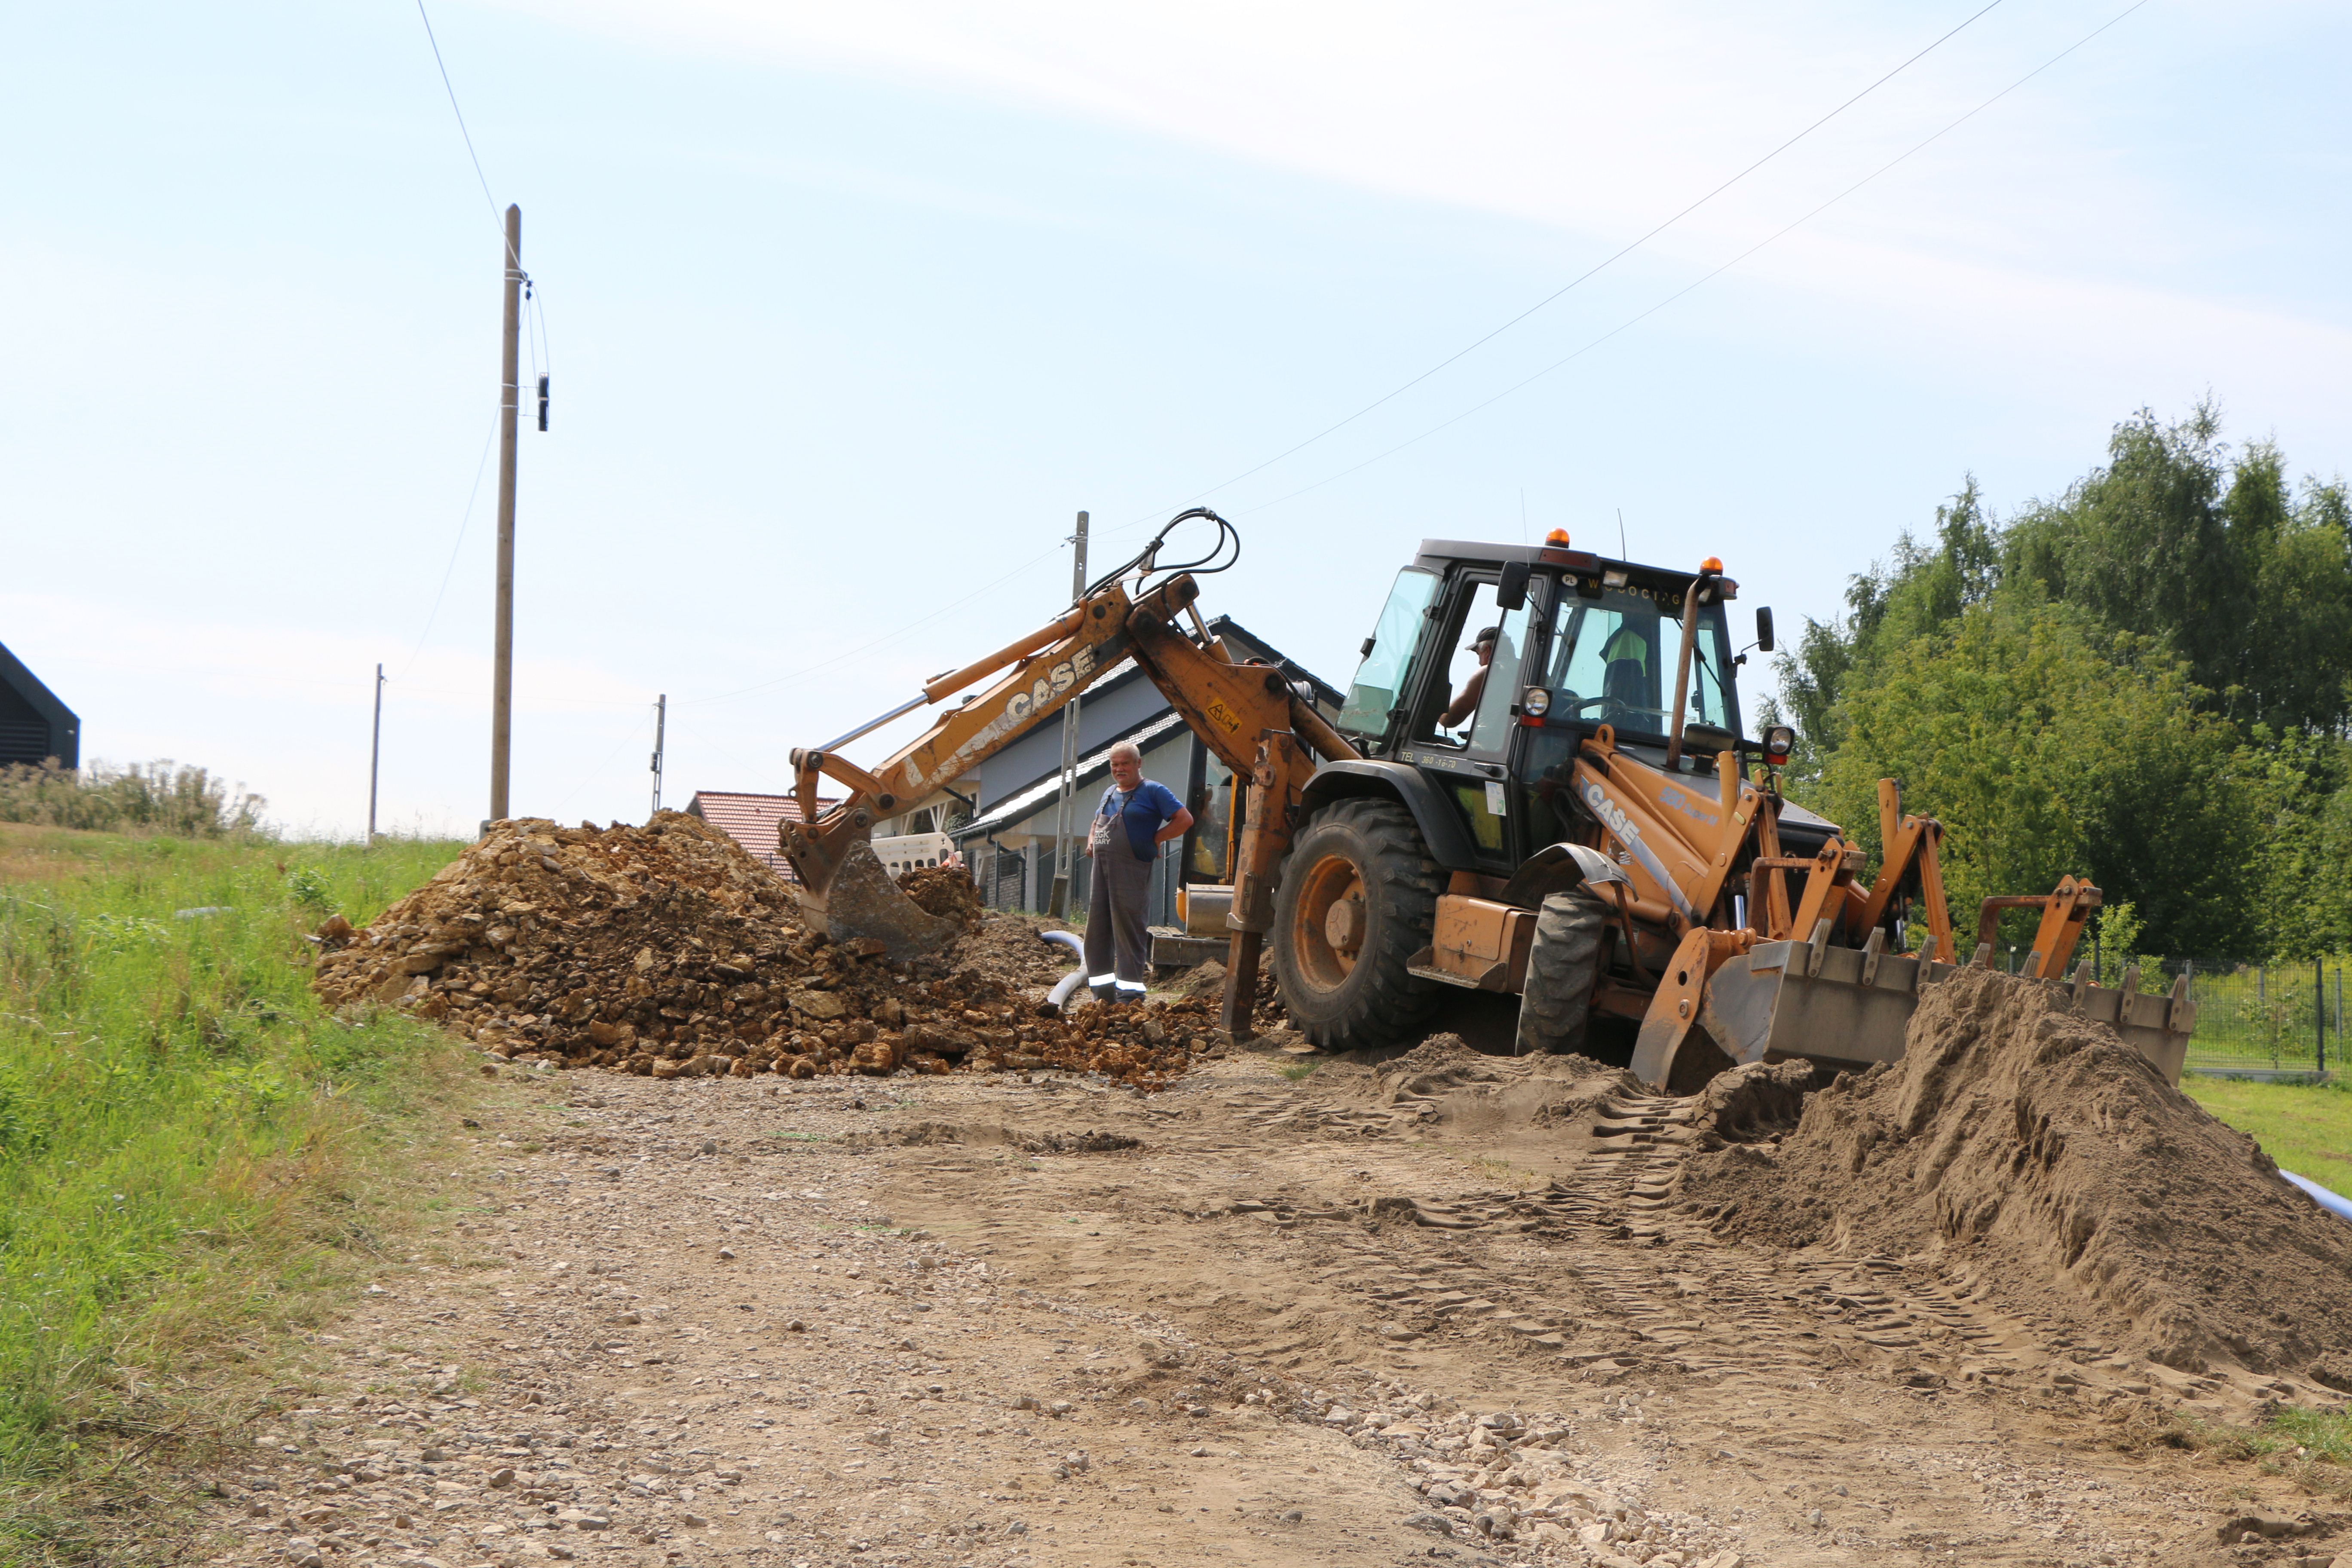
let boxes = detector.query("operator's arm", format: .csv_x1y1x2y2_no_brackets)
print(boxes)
1439,666,1487,728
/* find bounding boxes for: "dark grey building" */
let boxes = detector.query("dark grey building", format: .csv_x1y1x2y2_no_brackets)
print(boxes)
0,642,79,769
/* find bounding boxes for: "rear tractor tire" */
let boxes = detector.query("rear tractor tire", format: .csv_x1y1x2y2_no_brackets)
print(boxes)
1270,797,1445,1051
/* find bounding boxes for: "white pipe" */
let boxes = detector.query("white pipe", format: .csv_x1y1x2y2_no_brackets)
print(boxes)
1038,928,1087,1016
2280,1170,2352,1224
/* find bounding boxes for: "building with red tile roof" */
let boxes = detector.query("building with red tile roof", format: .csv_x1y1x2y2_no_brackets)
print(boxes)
684,790,836,881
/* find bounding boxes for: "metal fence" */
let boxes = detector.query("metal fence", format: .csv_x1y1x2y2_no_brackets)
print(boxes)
2054,952,2350,1077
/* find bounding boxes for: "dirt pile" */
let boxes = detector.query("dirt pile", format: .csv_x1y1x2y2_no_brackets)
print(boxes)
1678,967,2352,1379
311,814,1216,1088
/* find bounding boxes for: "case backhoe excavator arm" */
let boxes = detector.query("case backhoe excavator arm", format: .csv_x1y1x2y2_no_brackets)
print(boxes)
778,565,1356,1036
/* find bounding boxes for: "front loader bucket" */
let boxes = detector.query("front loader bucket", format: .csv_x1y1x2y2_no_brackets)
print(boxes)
1631,933,2194,1093
796,838,960,961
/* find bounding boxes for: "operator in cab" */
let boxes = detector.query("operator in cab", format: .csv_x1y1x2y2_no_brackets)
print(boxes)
1439,625,1500,730
1083,740,1193,1005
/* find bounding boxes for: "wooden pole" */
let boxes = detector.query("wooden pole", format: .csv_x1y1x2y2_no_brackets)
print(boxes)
489,203,522,824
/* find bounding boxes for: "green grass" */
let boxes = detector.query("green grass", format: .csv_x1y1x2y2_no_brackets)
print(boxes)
2180,1074,2352,1197
2154,1406,2352,1498
0,822,468,1561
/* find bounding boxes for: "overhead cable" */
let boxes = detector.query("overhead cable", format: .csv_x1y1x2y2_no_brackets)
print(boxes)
1229,0,2154,520
1138,0,2010,522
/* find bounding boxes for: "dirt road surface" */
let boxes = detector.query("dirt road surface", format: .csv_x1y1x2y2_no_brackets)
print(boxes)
192,1045,2345,1568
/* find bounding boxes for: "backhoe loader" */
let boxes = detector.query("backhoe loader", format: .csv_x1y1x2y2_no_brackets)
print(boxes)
779,513,2194,1089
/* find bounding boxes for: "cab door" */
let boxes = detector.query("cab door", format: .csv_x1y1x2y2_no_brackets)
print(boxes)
1404,570,1538,870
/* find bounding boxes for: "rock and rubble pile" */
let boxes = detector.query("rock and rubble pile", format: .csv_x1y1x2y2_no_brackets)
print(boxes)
312,814,1221,1088
898,862,984,930
1677,966,2352,1380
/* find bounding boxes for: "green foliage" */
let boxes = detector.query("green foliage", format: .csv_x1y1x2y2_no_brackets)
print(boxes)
1776,401,2352,960
2240,729,2352,959
283,864,337,913
0,760,266,839
0,822,466,1541
1816,591,2255,955
2089,900,2167,992
2004,405,2352,735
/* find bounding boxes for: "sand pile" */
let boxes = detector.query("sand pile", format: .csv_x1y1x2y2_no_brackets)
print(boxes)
1678,967,2352,1379
311,814,1218,1088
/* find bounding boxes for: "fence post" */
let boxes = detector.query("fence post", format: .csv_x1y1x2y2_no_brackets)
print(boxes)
2321,954,2329,1073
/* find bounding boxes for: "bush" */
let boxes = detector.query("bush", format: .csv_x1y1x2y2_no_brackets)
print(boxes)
0,760,266,839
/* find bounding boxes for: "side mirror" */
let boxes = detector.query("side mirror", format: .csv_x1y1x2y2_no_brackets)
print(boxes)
1755,606,1776,653
1497,559,1530,613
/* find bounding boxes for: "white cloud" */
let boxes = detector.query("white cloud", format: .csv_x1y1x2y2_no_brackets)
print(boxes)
508,0,2352,438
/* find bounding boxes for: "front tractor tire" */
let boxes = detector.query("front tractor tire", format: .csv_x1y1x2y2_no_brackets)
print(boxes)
1270,797,1445,1051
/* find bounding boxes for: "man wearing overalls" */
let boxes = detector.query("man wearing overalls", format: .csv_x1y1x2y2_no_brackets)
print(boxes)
1083,740,1194,1005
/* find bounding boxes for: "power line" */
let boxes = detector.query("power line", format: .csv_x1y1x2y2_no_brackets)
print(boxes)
677,540,1068,709
413,0,511,259
399,412,500,680
551,708,654,817
1135,0,2009,523
1224,0,2153,521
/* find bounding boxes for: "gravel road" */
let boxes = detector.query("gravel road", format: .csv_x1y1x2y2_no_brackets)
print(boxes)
188,1048,2344,1568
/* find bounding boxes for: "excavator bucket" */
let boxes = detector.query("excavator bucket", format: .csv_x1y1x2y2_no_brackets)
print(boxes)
780,817,960,961
1631,924,2196,1095
812,840,960,959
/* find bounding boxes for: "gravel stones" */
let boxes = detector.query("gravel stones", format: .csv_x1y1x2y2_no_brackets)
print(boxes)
310,812,1218,1089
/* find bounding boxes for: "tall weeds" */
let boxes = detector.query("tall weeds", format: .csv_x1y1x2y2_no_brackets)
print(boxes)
0,761,265,839
0,824,466,1560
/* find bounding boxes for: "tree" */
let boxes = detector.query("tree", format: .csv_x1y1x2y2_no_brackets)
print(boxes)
2241,728,2352,959
2004,405,2352,734
1775,401,2352,961
1813,591,2256,957
1773,478,1998,755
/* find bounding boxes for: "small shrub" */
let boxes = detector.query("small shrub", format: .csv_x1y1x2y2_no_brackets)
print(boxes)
0,759,265,838
284,865,336,912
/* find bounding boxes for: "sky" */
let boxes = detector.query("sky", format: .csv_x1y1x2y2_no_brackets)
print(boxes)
3,0,2346,839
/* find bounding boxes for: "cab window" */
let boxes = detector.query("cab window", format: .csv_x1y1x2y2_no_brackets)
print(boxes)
1418,581,1531,752
1339,568,1439,741
1544,584,1737,736
1546,587,1668,732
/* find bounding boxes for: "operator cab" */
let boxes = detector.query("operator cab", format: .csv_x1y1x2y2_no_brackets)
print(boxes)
1337,535,1781,874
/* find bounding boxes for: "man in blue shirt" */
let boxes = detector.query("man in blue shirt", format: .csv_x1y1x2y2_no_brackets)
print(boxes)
1083,740,1193,1004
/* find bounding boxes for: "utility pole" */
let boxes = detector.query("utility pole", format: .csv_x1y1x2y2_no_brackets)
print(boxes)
649,694,667,821
489,202,522,824
1046,509,1090,918
367,662,385,844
